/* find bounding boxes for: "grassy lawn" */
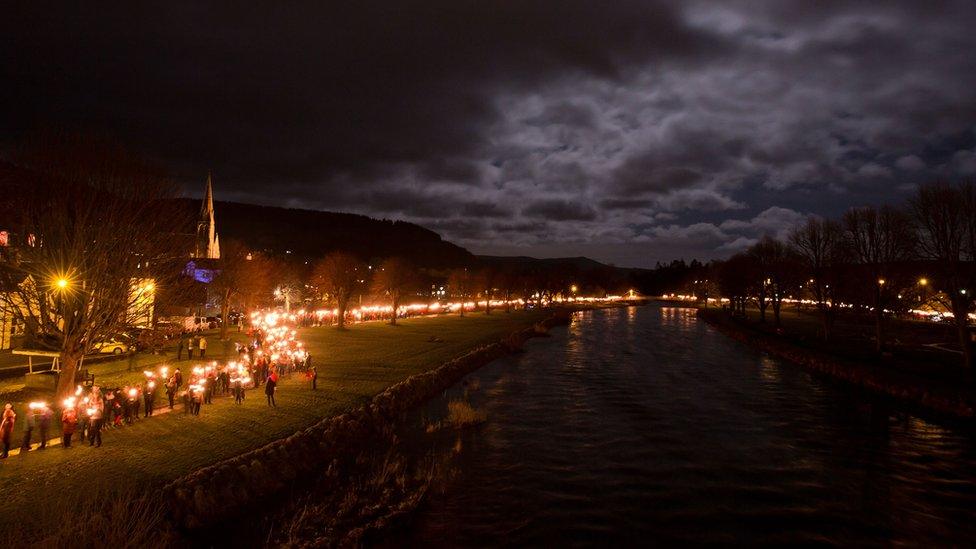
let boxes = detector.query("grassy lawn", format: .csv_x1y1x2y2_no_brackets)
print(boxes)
0,310,547,531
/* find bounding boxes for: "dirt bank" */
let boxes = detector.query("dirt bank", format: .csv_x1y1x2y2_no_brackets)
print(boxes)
699,308,975,419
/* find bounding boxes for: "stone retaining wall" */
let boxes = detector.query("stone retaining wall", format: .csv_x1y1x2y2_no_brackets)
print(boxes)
699,308,975,419
163,311,571,529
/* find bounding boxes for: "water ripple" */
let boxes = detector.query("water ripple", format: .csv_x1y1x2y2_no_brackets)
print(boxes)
404,305,976,546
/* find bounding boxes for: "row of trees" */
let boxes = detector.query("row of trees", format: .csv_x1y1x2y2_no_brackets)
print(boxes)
212,247,627,333
700,181,976,371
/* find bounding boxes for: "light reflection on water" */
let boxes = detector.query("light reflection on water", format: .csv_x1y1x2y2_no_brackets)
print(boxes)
400,305,976,546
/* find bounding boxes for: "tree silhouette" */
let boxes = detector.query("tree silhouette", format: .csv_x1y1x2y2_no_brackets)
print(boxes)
370,257,417,325
312,252,365,328
0,134,190,398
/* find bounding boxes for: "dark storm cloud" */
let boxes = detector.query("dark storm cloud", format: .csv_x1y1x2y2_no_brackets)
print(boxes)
3,1,976,267
522,199,598,222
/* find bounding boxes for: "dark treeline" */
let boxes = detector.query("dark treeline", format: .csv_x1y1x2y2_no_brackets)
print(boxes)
173,198,472,269
672,182,976,372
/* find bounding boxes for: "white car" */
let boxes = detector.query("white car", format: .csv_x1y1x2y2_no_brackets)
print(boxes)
91,337,133,355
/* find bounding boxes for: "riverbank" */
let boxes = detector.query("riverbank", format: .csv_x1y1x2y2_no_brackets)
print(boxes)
0,310,565,541
167,309,572,532
698,307,976,419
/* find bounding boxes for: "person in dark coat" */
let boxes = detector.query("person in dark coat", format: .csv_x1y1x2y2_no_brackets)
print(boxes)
265,374,277,407
38,404,52,449
204,372,215,404
20,404,36,451
88,393,104,447
143,378,156,417
177,334,186,360
166,377,177,409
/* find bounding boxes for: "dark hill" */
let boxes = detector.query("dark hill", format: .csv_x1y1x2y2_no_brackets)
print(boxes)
175,198,472,268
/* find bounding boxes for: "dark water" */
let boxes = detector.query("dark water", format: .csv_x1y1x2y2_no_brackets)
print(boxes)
400,305,976,546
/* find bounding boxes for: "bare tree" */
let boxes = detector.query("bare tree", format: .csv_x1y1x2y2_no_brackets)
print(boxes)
474,266,498,314
747,236,795,325
370,257,417,325
495,267,520,312
717,253,755,317
209,240,275,339
0,134,190,398
447,267,473,317
912,182,976,371
843,205,917,352
789,217,847,341
312,252,365,328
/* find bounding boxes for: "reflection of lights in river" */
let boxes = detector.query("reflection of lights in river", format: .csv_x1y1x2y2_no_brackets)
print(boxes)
660,306,696,327
759,355,780,383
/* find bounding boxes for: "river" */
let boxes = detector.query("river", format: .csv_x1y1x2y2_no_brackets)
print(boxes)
396,304,976,546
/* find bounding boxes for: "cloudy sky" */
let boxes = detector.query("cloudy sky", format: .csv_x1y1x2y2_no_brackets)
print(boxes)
4,1,976,267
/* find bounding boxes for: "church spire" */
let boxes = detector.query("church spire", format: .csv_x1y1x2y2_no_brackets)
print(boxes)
194,172,220,259
201,171,215,218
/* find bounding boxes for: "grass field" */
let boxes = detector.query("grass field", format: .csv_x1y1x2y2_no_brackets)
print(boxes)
0,310,548,532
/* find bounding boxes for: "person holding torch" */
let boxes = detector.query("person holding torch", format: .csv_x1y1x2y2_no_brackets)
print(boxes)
87,389,104,447
61,399,78,448
38,402,52,450
0,404,15,458
143,374,157,417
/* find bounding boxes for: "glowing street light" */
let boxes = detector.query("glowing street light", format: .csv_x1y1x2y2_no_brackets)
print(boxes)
918,278,928,287
570,284,578,294
877,278,886,286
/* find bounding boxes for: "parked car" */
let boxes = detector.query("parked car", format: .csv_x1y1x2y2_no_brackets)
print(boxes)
90,336,134,355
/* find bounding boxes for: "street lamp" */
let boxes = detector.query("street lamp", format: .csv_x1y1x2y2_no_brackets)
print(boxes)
56,278,69,290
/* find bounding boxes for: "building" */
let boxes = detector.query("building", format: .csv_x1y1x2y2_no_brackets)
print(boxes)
0,266,28,350
194,173,221,260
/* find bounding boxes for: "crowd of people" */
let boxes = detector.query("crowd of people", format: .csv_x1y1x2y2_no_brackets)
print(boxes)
0,312,316,457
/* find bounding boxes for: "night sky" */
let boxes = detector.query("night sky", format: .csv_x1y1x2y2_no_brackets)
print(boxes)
4,2,976,268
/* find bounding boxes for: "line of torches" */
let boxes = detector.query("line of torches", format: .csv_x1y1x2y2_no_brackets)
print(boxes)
265,294,638,326
48,316,309,419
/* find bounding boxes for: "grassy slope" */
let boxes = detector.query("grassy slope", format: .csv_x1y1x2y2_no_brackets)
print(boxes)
0,311,547,530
